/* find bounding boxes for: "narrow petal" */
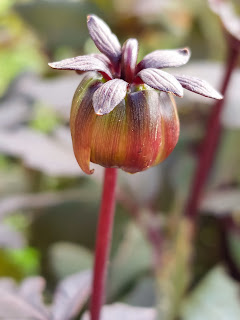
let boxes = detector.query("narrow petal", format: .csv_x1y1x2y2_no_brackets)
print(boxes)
137,68,183,97
121,38,138,82
92,79,128,115
137,48,190,71
70,72,102,174
174,75,223,99
48,55,113,80
87,15,121,65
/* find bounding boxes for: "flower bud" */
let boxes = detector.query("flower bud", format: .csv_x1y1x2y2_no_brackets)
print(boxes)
49,14,223,175
70,72,179,174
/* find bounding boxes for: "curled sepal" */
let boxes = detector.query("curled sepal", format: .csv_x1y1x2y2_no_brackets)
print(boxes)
137,68,183,97
87,15,121,65
93,79,128,115
174,75,223,99
48,55,112,80
137,48,190,71
90,89,179,173
70,72,102,174
121,38,138,82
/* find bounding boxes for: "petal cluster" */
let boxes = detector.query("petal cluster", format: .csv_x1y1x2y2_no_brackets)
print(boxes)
49,15,223,174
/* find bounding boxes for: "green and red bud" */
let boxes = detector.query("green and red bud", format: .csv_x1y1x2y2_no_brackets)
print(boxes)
70,72,179,174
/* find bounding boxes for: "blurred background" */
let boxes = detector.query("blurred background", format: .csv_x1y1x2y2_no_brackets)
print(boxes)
0,0,240,319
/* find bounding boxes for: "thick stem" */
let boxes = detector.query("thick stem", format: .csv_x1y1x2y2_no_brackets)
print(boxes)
185,47,239,221
90,168,118,320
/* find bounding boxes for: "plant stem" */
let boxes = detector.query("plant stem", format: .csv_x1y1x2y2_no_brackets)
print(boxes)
90,167,118,320
185,47,239,221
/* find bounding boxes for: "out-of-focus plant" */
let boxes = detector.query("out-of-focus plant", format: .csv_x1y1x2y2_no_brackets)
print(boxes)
0,270,92,320
0,0,46,97
186,0,240,221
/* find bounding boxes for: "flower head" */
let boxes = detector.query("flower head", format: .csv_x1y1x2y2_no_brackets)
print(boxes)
49,15,223,174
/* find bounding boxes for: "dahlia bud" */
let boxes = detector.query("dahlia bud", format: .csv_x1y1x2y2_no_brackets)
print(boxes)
49,15,223,174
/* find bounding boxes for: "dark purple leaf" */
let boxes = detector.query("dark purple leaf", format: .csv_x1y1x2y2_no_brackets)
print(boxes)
174,74,223,99
137,68,183,97
92,79,128,115
208,0,240,42
87,15,121,64
48,55,113,79
137,48,190,71
82,303,156,320
51,270,92,320
0,128,83,177
201,189,240,215
0,291,48,320
19,277,48,317
121,38,139,82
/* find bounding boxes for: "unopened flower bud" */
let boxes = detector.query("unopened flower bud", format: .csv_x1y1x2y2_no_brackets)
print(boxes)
49,14,223,174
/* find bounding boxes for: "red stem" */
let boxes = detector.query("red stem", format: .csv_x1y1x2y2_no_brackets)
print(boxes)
90,168,118,320
185,47,239,221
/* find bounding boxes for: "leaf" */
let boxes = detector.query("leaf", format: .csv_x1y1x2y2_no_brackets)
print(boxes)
137,48,190,71
108,223,152,299
51,270,92,320
0,98,30,129
137,68,183,97
92,79,128,115
0,291,48,320
19,277,48,317
87,15,121,64
48,242,93,279
181,266,240,320
125,276,156,307
0,128,83,177
174,74,223,99
14,73,80,121
201,189,240,216
82,303,156,320
0,271,92,320
0,187,99,219
48,55,112,79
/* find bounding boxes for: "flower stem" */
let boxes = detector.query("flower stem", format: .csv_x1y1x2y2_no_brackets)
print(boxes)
185,47,239,221
90,167,118,320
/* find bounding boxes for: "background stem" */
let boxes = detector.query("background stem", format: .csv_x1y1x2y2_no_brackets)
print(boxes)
90,168,118,320
185,47,239,221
